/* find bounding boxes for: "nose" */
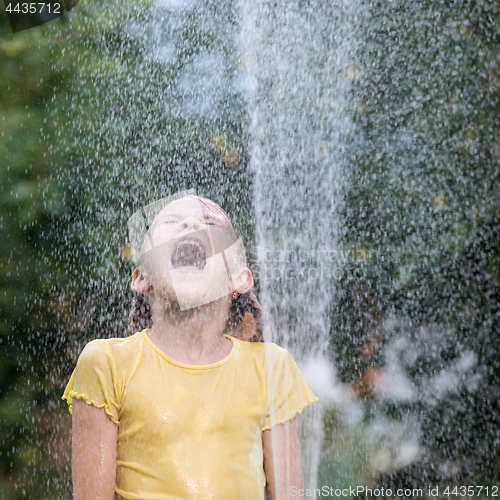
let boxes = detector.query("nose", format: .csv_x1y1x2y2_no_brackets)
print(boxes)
180,216,201,231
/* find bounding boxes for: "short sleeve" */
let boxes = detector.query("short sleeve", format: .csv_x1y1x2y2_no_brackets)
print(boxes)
61,339,120,425
263,348,318,431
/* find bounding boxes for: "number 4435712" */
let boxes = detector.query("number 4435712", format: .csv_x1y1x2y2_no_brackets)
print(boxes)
444,486,498,496
5,3,62,13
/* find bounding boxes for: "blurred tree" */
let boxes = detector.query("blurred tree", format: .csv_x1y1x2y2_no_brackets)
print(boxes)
328,0,500,493
1,0,253,497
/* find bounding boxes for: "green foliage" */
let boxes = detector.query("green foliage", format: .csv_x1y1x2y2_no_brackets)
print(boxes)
331,0,500,491
1,0,252,497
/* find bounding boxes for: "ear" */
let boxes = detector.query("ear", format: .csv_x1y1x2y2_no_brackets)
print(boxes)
131,268,150,293
229,266,254,295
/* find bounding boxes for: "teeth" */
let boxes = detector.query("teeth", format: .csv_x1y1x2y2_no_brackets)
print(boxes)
178,239,204,253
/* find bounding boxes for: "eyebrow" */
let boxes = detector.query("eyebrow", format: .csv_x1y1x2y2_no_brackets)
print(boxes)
160,213,222,220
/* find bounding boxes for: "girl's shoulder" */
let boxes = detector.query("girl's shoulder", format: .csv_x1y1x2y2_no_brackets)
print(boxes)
77,329,146,367
232,337,291,367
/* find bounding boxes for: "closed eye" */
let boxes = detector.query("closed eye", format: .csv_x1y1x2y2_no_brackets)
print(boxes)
161,219,218,227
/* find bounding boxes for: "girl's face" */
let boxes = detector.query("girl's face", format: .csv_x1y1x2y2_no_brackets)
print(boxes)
138,196,247,310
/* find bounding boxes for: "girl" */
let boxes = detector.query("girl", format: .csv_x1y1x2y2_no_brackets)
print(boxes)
62,195,318,500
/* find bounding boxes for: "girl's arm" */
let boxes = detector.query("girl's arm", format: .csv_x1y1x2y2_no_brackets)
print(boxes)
262,416,304,500
72,399,118,500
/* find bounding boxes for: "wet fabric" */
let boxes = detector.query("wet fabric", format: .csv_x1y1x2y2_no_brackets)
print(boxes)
62,329,318,500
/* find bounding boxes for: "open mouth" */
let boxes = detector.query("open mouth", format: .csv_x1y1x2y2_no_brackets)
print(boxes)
171,237,208,271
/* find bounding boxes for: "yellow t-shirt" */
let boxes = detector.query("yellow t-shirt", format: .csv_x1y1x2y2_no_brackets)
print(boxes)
62,329,318,500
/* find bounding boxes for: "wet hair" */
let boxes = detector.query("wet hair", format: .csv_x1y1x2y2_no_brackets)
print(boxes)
127,289,267,342
127,196,269,342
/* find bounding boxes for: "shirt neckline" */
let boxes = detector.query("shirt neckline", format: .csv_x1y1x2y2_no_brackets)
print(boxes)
140,329,238,370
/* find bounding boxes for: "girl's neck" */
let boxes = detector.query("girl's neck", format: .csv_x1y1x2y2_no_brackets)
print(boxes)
146,296,233,366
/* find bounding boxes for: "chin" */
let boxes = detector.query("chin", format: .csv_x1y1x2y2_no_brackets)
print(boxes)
154,278,230,313
168,268,230,310
175,289,231,311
